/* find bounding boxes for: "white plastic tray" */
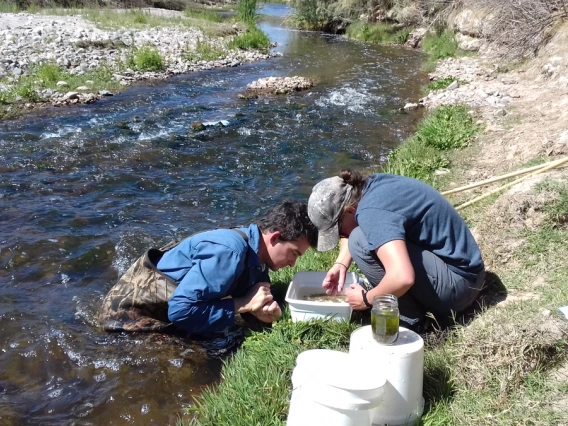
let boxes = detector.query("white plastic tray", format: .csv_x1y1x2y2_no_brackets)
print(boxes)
285,271,359,322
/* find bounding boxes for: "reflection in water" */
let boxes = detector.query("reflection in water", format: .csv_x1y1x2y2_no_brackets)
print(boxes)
0,4,427,424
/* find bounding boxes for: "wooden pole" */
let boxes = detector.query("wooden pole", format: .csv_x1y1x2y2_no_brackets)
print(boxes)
441,157,568,196
455,157,568,211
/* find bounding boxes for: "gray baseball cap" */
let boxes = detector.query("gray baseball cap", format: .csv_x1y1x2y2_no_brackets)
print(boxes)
308,176,353,252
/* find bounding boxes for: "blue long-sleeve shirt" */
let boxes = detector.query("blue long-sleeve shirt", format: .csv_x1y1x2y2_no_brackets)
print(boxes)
157,225,269,334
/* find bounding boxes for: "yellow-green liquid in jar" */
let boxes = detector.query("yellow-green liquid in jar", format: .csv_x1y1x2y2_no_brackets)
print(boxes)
371,309,399,345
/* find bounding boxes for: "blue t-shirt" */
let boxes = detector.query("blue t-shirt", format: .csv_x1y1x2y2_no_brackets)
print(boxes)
356,174,484,280
157,225,269,333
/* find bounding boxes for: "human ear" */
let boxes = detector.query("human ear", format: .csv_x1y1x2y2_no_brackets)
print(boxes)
269,231,281,245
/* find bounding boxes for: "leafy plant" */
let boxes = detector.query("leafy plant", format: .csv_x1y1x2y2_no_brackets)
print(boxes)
422,29,459,61
346,21,410,44
416,105,478,151
16,82,41,102
229,26,270,50
126,46,165,71
184,39,225,62
236,0,257,23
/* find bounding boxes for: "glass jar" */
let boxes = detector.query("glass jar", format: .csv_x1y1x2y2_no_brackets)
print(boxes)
371,294,399,345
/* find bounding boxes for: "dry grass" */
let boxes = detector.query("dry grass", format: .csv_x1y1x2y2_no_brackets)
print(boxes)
462,0,568,58
450,309,565,394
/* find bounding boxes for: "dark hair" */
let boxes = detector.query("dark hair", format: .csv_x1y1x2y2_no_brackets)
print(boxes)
339,169,368,207
257,201,318,248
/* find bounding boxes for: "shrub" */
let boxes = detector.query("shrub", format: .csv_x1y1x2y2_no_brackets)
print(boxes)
126,46,165,71
230,26,270,50
16,82,41,102
35,62,63,85
236,0,257,23
346,21,410,44
422,29,459,61
184,39,225,61
416,105,478,151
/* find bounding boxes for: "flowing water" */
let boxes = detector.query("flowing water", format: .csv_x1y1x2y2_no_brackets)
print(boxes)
0,5,427,425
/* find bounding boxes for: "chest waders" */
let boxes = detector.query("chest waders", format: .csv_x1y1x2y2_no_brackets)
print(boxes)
99,230,249,333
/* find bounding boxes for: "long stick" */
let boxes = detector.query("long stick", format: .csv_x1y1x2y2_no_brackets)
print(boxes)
455,157,568,211
441,157,568,196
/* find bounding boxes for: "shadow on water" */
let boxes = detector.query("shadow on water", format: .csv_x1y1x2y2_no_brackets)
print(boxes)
0,4,428,424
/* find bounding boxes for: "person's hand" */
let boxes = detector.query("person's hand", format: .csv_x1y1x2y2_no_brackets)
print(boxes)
251,300,282,323
235,282,273,313
322,263,348,296
345,283,368,310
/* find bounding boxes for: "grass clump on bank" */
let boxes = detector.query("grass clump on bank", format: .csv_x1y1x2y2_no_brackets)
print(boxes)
229,25,270,51
236,0,257,24
346,21,410,44
0,62,120,101
126,46,165,71
382,105,480,183
421,29,468,71
183,5,223,22
184,39,225,62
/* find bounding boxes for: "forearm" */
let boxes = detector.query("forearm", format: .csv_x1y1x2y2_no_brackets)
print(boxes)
335,238,352,267
366,272,413,301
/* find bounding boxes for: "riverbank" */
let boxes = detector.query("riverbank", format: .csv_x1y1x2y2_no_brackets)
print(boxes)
0,7,272,117
183,20,568,426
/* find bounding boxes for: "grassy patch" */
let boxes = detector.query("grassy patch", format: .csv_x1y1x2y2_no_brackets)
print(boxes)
421,29,469,71
0,0,19,12
184,39,226,62
0,61,122,108
382,105,480,183
126,46,165,71
83,7,188,30
236,0,257,24
229,25,270,51
536,180,568,228
184,6,223,22
346,21,410,45
426,77,464,91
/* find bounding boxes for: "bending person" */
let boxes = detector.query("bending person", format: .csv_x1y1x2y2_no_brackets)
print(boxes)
100,201,317,334
307,170,485,331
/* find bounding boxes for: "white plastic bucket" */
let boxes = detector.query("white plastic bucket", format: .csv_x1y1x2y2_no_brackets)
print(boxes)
349,326,424,426
287,349,385,426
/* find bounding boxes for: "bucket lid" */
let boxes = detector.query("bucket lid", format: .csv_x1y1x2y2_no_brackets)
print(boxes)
350,326,424,355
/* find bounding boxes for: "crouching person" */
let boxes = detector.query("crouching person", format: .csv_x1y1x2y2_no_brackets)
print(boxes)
99,201,317,334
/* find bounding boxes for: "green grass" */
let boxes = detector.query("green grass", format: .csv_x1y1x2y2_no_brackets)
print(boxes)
184,39,226,62
346,21,410,45
425,77,465,91
421,30,467,71
0,61,122,110
0,0,20,12
536,180,568,227
83,7,188,30
229,25,270,51
184,6,223,22
126,46,165,71
236,0,257,24
382,105,480,183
